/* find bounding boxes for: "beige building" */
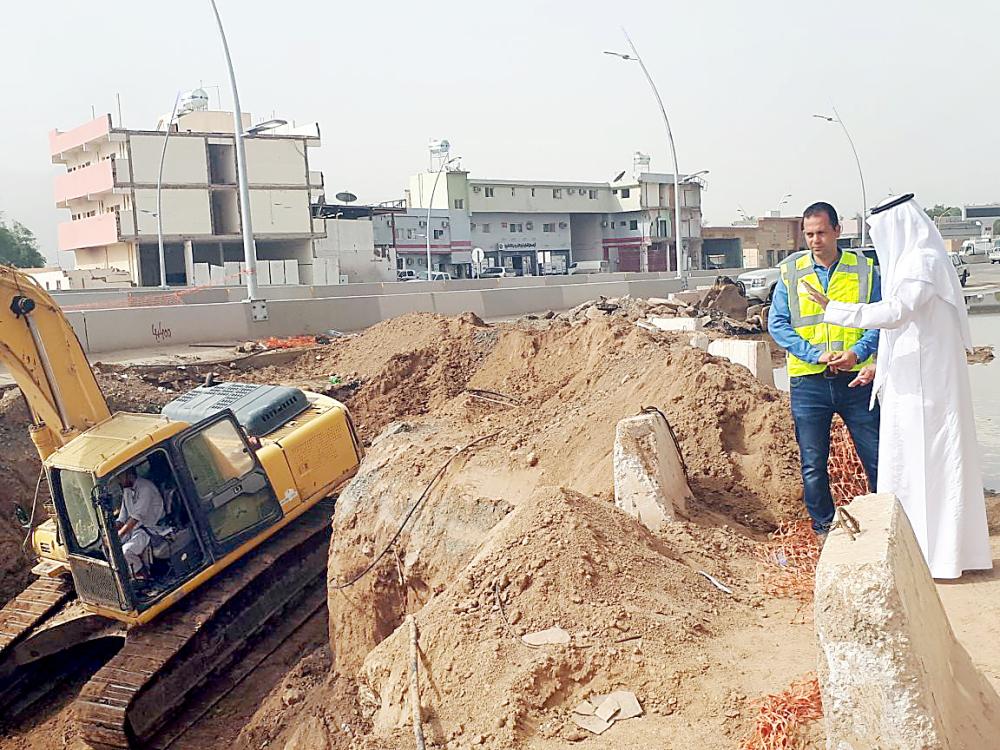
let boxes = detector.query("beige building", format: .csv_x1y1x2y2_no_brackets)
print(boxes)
702,216,805,269
50,102,326,286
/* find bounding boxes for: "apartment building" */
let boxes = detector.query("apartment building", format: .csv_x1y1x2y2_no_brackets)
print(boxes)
50,100,326,286
404,165,704,276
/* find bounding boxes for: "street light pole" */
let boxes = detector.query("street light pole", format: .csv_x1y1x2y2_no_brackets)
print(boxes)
606,30,687,287
209,0,259,302
155,91,182,290
813,109,868,247
426,156,459,280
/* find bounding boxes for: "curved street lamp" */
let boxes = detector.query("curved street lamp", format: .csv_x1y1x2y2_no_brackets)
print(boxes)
605,29,687,286
426,154,461,280
209,0,260,303
813,109,867,246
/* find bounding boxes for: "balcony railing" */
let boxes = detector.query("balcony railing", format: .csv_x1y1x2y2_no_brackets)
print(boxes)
57,213,120,252
54,160,118,206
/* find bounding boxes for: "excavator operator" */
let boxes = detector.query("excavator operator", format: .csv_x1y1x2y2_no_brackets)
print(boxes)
116,468,168,581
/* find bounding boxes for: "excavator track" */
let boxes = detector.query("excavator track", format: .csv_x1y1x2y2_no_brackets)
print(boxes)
76,502,333,749
0,576,75,655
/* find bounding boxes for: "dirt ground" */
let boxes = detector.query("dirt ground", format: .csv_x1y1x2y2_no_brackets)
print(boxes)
3,308,986,749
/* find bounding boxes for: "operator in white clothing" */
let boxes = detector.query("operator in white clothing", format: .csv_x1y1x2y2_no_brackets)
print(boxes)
116,468,167,579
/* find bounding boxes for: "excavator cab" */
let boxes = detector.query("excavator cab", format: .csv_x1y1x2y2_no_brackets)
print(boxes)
49,411,284,615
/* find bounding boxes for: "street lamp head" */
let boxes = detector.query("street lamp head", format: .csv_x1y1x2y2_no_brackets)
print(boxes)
812,114,837,122
247,118,288,134
603,51,634,61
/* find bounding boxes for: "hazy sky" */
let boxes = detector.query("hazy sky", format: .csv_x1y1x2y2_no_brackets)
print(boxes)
2,0,997,264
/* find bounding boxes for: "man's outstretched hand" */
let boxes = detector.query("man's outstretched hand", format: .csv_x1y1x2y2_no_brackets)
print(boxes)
848,364,876,388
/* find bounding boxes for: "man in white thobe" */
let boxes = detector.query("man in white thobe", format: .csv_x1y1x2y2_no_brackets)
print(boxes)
116,469,167,579
803,194,991,578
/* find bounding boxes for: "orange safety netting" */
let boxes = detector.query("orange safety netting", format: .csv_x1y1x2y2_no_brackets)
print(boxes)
740,675,823,750
828,416,870,505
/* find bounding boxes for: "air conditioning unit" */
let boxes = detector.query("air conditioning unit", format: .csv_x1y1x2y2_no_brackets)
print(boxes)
567,188,576,195
419,220,427,227
526,222,533,230
559,221,568,229
472,186,481,193
442,221,449,228
601,220,609,227
501,222,508,228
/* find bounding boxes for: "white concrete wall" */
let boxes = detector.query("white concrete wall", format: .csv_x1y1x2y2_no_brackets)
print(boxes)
248,189,312,233
244,139,309,186
127,134,209,184
133,188,212,235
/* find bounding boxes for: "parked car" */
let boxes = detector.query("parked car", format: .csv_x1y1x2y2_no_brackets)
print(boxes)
990,247,1000,265
424,271,452,281
736,266,781,302
396,269,418,282
478,266,507,278
568,260,609,275
949,253,970,287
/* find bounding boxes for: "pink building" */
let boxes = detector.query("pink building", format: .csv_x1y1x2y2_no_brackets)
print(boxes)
50,107,326,286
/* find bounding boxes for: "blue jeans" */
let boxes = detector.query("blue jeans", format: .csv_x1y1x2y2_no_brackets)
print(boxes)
789,372,880,532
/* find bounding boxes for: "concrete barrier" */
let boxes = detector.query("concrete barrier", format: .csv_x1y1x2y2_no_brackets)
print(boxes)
816,493,1000,748
431,290,487,317
259,296,384,336
480,286,565,319
707,339,775,387
377,292,437,320
83,302,251,353
561,282,631,307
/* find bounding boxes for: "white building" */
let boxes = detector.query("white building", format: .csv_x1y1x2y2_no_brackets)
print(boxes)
50,94,327,287
403,164,704,276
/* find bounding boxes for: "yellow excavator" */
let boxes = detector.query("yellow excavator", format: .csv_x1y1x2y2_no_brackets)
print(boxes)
0,265,362,748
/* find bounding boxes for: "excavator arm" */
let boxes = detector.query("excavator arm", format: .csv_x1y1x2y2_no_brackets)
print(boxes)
0,266,110,460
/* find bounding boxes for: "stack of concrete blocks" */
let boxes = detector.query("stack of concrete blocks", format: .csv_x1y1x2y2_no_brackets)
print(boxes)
298,257,338,286
815,493,1000,748
613,411,692,531
706,339,775,387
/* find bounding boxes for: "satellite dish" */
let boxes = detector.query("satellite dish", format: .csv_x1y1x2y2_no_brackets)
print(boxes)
612,170,626,183
335,192,358,204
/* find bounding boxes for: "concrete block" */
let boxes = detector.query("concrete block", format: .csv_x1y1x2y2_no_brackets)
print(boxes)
224,262,241,286
668,290,704,306
688,333,710,350
706,339,774,387
647,316,703,332
284,259,299,285
256,262,271,286
209,265,225,287
193,263,211,287
269,260,286,285
81,302,251,353
816,493,1000,749
613,411,691,531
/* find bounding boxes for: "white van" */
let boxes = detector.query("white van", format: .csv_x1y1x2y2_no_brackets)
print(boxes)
568,260,609,275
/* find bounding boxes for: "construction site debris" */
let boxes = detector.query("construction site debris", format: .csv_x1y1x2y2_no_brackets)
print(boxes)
740,675,823,750
707,339,776,387
613,410,692,530
521,626,572,647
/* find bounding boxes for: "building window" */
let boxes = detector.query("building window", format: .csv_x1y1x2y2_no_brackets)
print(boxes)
553,188,562,199
510,223,523,233
485,187,495,198
589,189,598,199
471,222,477,231
619,221,627,227
433,229,444,239
407,229,415,239
629,220,638,231
621,188,631,198
482,223,491,233
511,187,516,196
543,223,555,233
531,188,536,197
454,198,464,209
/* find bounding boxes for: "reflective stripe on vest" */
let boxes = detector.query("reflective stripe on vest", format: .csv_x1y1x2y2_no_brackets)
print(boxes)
779,250,875,377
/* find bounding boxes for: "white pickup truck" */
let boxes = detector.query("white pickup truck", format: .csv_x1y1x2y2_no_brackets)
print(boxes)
960,237,1000,264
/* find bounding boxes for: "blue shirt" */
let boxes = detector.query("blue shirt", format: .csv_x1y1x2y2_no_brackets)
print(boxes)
767,251,881,365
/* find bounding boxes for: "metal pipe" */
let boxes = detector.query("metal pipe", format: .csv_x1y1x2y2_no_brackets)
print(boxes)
209,0,259,300
621,29,686,287
155,91,182,290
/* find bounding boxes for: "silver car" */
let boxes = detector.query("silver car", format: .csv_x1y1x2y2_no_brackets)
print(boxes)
736,267,781,302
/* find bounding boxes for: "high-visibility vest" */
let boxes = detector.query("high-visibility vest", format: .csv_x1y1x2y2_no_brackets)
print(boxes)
778,250,875,377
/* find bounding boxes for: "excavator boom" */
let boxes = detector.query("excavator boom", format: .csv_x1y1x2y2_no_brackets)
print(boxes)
0,266,110,459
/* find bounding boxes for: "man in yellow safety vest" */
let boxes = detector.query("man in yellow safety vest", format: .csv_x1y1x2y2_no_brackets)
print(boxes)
767,202,881,540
